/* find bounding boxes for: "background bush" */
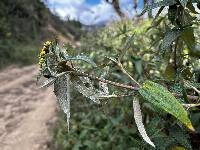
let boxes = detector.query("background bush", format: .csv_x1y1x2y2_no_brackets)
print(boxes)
51,18,200,149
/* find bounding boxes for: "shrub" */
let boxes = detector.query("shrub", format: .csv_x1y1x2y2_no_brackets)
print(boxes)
38,1,200,149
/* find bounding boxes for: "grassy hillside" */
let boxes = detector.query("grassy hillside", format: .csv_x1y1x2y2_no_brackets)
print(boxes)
0,0,82,68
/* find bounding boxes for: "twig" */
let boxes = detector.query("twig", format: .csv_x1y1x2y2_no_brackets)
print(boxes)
118,34,135,62
61,64,199,101
70,71,199,101
72,71,140,91
116,34,140,86
118,62,140,86
97,93,136,99
133,0,138,18
174,37,179,72
184,80,200,95
182,103,200,109
174,93,199,101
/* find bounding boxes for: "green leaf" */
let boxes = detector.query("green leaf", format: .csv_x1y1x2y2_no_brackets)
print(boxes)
160,29,181,55
139,80,194,131
164,63,176,80
139,0,176,16
169,125,192,150
63,55,97,67
152,6,165,24
133,98,155,147
181,27,195,50
181,28,200,57
189,44,200,57
131,56,142,79
179,0,189,7
168,5,177,24
186,1,198,14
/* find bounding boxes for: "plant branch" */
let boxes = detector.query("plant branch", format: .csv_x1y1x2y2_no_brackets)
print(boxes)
174,93,199,101
71,71,140,91
69,71,199,101
184,80,200,95
117,62,140,86
174,38,179,72
107,56,140,86
118,35,134,62
97,93,136,99
182,103,200,109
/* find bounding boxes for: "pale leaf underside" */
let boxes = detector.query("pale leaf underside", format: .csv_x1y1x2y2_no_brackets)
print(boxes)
133,97,155,147
54,74,71,132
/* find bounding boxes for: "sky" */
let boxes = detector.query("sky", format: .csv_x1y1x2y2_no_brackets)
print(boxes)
44,0,143,25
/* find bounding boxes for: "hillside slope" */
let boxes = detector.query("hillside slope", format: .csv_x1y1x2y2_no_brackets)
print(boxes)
0,0,82,68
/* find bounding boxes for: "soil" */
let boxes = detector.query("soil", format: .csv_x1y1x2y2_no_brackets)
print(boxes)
0,65,57,150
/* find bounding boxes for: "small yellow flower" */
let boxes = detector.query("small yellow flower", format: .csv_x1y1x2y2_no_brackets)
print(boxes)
39,41,52,67
44,41,52,47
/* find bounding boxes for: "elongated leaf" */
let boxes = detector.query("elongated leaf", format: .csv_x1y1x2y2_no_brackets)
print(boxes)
40,77,56,88
160,29,181,55
179,0,188,7
106,56,118,64
139,80,194,131
131,56,142,79
152,6,165,24
187,1,198,14
168,5,177,24
139,0,176,16
99,67,109,95
71,77,101,104
133,98,155,147
181,28,200,57
54,74,71,131
63,55,97,67
181,27,195,50
164,63,175,80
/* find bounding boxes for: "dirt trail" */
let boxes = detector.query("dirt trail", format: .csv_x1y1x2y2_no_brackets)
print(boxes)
0,65,57,150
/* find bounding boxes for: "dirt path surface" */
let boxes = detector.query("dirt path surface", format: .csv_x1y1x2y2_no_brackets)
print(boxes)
0,65,57,150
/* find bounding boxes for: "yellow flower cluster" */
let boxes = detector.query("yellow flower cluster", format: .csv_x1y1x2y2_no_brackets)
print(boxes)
39,41,52,67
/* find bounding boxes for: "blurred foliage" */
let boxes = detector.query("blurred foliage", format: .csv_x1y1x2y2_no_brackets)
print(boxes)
50,16,200,149
35,0,200,149
51,97,193,150
0,0,83,68
0,40,38,67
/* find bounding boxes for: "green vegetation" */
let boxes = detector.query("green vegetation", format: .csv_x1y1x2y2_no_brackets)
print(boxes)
37,1,200,149
4,0,200,149
38,17,200,150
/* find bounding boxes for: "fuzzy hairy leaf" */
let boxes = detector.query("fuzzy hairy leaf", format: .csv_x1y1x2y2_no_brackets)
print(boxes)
71,77,101,104
139,80,194,131
99,67,109,95
153,6,165,23
40,77,56,88
160,29,181,55
179,0,189,7
140,0,176,16
133,98,155,147
54,74,71,131
63,55,97,67
45,54,58,76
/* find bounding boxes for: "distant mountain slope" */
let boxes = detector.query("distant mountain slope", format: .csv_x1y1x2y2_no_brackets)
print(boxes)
0,0,83,42
0,0,82,68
